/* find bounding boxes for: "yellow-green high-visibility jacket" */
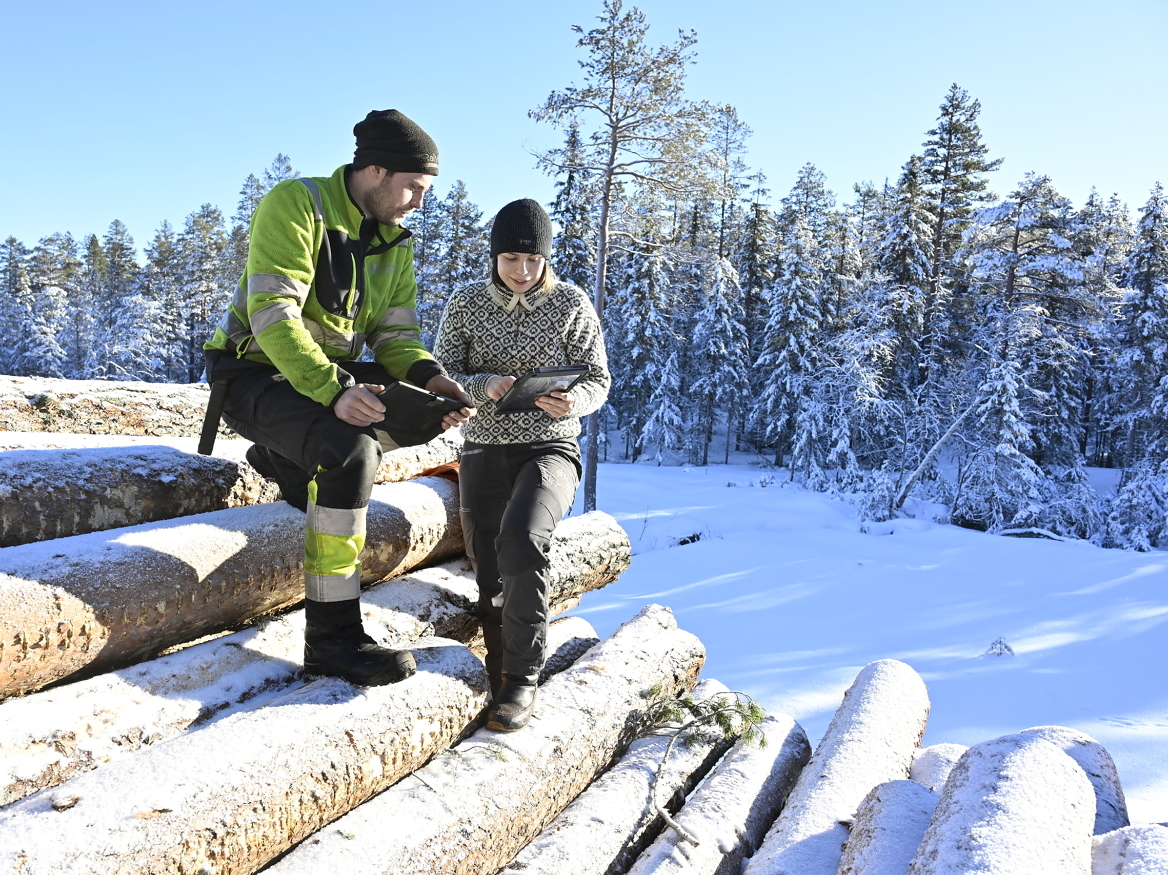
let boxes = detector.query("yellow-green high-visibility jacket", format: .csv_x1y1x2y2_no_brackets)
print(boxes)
205,165,443,405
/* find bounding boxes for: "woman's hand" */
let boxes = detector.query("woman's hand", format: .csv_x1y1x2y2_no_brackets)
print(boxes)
535,391,574,418
486,375,516,400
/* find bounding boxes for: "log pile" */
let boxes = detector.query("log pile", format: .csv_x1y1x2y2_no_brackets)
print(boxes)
0,379,1164,874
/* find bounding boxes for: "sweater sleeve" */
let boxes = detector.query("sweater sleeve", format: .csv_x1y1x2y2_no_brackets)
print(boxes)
245,181,347,406
561,288,611,418
433,289,494,403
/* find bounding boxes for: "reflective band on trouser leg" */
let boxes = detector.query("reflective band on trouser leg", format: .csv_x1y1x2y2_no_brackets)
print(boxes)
303,480,368,603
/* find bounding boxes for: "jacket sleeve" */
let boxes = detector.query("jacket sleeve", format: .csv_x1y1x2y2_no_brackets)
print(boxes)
245,181,348,406
561,287,611,417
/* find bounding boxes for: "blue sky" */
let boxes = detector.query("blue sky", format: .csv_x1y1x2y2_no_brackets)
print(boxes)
2,0,1164,252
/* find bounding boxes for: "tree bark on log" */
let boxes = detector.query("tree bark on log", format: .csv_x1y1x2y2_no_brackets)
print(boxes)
1018,725,1129,835
501,679,735,875
0,478,467,698
266,604,706,875
910,744,968,793
907,733,1095,875
744,659,930,875
836,780,939,875
0,376,221,437
1091,824,1168,875
0,638,489,875
626,712,812,875
0,432,462,546
0,521,621,807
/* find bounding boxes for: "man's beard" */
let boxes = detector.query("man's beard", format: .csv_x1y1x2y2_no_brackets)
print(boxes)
365,178,411,226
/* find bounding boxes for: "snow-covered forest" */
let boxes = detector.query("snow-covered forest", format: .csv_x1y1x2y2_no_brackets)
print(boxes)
2,2,1165,551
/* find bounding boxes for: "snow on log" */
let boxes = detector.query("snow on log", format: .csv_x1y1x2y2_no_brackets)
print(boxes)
0,637,488,875
626,711,812,875
743,659,930,875
910,744,968,793
836,780,939,875
1091,824,1168,875
0,431,462,546
500,678,735,875
906,733,1095,875
266,604,706,875
1018,725,1129,835
0,525,621,805
0,477,466,698
0,375,219,437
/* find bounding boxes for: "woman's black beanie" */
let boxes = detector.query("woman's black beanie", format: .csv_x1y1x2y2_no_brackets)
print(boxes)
490,199,553,257
352,109,439,175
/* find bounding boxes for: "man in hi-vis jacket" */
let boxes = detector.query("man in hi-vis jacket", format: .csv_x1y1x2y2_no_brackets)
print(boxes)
204,109,473,685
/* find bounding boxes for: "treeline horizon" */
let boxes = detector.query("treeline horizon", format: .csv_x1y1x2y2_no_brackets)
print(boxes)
1,3,1166,553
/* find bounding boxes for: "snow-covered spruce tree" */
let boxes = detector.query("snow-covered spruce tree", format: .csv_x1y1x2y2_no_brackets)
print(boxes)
1104,458,1168,550
1074,190,1131,466
0,236,32,375
64,233,106,378
138,221,187,382
25,233,81,378
549,123,597,294
1114,182,1168,466
951,329,1049,533
750,214,824,468
90,220,140,379
177,204,229,383
409,177,445,347
957,174,1103,538
532,0,709,509
918,84,1002,386
103,284,167,381
641,341,685,465
690,257,750,464
733,171,776,382
424,181,487,346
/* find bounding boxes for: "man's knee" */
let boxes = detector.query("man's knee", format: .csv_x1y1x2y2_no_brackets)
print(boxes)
311,431,383,507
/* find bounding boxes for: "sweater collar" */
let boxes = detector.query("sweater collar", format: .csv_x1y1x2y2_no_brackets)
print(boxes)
488,280,553,314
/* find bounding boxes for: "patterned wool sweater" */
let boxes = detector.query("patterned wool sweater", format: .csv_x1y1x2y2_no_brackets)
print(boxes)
434,280,611,445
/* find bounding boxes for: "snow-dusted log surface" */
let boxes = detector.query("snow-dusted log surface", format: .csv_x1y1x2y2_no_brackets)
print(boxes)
910,744,968,793
0,376,219,437
0,637,487,875
0,477,465,697
0,431,462,545
1019,725,1130,835
0,538,615,805
501,678,735,875
907,733,1095,875
837,780,939,875
743,659,930,875
1091,824,1168,874
267,604,706,875
626,711,812,875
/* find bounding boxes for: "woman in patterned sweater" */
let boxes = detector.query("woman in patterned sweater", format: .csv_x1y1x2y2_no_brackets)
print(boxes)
434,199,611,731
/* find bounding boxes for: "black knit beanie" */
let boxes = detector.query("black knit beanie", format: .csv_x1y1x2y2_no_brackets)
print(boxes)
352,109,439,175
490,199,553,257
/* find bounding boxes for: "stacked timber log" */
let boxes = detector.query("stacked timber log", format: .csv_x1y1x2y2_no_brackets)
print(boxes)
1,379,1165,874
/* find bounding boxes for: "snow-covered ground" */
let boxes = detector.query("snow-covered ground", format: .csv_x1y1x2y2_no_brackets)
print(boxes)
572,460,1168,825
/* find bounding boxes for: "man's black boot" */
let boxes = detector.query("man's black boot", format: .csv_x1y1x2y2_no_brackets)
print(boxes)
303,622,416,686
486,676,538,731
246,444,311,512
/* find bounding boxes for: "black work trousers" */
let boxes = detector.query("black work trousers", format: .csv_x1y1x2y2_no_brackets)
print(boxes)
458,439,581,684
216,360,394,627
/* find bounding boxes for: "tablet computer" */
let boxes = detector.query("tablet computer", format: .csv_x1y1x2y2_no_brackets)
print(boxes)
495,365,588,414
376,381,466,446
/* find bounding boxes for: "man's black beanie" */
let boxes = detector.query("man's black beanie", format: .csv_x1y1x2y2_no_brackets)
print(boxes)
490,199,553,257
353,109,439,175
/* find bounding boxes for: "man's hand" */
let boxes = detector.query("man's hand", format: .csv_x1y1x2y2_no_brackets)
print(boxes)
535,391,574,418
334,383,387,427
425,375,476,428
